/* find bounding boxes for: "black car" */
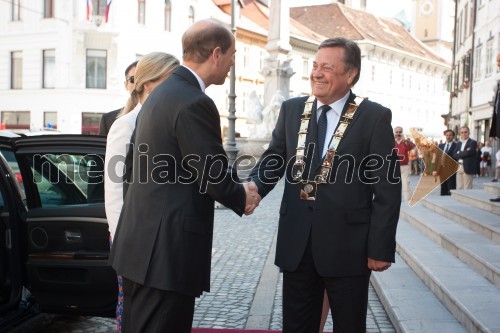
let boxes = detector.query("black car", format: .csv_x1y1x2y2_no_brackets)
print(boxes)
0,133,117,331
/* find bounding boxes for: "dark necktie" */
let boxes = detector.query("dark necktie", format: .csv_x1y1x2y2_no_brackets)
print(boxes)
317,105,331,158
444,143,450,153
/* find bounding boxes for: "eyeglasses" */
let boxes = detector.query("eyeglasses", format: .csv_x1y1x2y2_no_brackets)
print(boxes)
395,131,402,134
126,76,134,84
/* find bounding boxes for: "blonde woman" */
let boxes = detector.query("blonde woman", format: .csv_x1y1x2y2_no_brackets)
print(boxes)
104,52,179,332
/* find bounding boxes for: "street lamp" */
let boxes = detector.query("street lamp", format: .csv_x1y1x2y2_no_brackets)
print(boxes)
225,0,238,167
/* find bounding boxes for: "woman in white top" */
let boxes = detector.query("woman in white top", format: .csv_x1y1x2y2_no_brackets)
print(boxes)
104,52,179,332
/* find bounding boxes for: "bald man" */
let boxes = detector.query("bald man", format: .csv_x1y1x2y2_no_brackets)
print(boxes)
110,20,260,332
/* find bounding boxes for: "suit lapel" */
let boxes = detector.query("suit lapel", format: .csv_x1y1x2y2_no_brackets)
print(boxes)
311,92,359,174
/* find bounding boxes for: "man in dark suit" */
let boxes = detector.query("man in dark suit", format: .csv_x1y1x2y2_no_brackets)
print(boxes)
98,61,138,136
438,129,458,195
249,38,401,333
454,126,478,189
110,20,260,332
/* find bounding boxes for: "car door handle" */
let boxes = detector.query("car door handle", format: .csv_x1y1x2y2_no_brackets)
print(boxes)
65,230,82,241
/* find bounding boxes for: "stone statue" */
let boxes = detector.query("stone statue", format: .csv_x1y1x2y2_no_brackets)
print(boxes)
246,90,284,140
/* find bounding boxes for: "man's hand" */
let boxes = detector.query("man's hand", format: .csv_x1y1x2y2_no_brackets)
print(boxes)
243,182,261,215
368,258,391,272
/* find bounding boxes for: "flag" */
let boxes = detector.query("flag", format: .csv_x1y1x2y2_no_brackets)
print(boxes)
86,0,93,22
104,0,112,23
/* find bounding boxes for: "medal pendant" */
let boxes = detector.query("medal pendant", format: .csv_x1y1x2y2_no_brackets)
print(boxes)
300,181,317,201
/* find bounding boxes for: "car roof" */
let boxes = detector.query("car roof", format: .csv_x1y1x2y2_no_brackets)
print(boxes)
0,130,21,138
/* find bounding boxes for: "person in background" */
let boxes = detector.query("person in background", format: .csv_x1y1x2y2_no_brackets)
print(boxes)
99,61,138,136
454,126,478,189
480,141,492,177
409,146,419,175
489,53,500,201
438,130,458,195
476,142,483,177
104,52,179,333
394,126,415,202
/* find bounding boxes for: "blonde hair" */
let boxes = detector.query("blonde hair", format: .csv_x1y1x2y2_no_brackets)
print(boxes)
121,52,180,116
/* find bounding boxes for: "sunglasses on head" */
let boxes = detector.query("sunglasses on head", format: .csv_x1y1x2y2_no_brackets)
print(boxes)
126,76,134,84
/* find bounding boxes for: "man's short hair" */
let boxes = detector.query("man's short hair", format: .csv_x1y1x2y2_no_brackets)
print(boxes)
125,61,138,77
182,22,233,63
444,129,455,137
319,37,361,86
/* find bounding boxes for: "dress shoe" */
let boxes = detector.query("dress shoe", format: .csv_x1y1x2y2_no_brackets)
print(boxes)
490,197,500,202
492,179,498,182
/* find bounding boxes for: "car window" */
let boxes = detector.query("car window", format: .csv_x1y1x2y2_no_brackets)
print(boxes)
0,148,25,193
24,153,104,207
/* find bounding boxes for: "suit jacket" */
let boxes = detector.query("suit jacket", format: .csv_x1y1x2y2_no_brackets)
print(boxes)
453,138,478,175
438,141,458,167
110,66,246,297
250,93,401,277
99,109,121,136
489,82,500,139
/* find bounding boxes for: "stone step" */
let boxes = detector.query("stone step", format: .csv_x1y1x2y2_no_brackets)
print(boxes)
371,253,468,333
400,204,500,287
422,196,500,244
396,219,500,333
484,182,500,196
452,189,500,215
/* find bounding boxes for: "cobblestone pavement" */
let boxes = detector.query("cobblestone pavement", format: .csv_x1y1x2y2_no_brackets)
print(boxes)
23,180,397,332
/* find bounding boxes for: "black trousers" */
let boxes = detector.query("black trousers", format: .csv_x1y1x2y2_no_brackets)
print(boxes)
121,277,195,333
440,173,457,195
282,237,371,333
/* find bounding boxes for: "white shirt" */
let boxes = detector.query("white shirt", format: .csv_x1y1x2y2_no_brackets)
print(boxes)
182,64,206,92
104,103,142,240
458,138,469,164
316,91,350,157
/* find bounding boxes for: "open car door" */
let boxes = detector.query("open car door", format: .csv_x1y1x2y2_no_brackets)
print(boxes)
7,135,117,317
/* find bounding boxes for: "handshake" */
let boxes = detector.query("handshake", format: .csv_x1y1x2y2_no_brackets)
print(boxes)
243,181,261,215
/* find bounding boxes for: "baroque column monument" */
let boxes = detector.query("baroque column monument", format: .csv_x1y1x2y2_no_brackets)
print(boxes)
243,0,295,156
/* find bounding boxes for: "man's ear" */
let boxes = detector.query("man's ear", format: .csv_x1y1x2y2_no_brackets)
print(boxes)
212,47,222,64
347,68,358,85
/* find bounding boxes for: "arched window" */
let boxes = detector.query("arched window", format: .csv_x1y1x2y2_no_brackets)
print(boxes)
164,0,171,31
188,6,195,26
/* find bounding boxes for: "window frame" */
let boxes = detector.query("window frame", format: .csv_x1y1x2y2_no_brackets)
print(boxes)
43,49,56,89
138,0,146,25
11,0,21,21
164,0,171,31
11,51,23,90
85,49,107,89
43,0,54,18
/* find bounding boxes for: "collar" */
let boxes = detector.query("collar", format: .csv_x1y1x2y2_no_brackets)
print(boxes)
395,139,403,144
181,64,206,92
316,90,350,117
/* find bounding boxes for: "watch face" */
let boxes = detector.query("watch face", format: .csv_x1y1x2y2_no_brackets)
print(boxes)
420,0,434,16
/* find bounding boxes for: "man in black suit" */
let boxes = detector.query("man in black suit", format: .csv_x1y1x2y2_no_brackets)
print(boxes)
110,20,260,332
249,38,401,333
454,126,478,189
489,53,500,201
98,61,138,136
438,129,458,195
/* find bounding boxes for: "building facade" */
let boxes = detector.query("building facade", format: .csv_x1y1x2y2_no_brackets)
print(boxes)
1,0,452,141
469,0,499,144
